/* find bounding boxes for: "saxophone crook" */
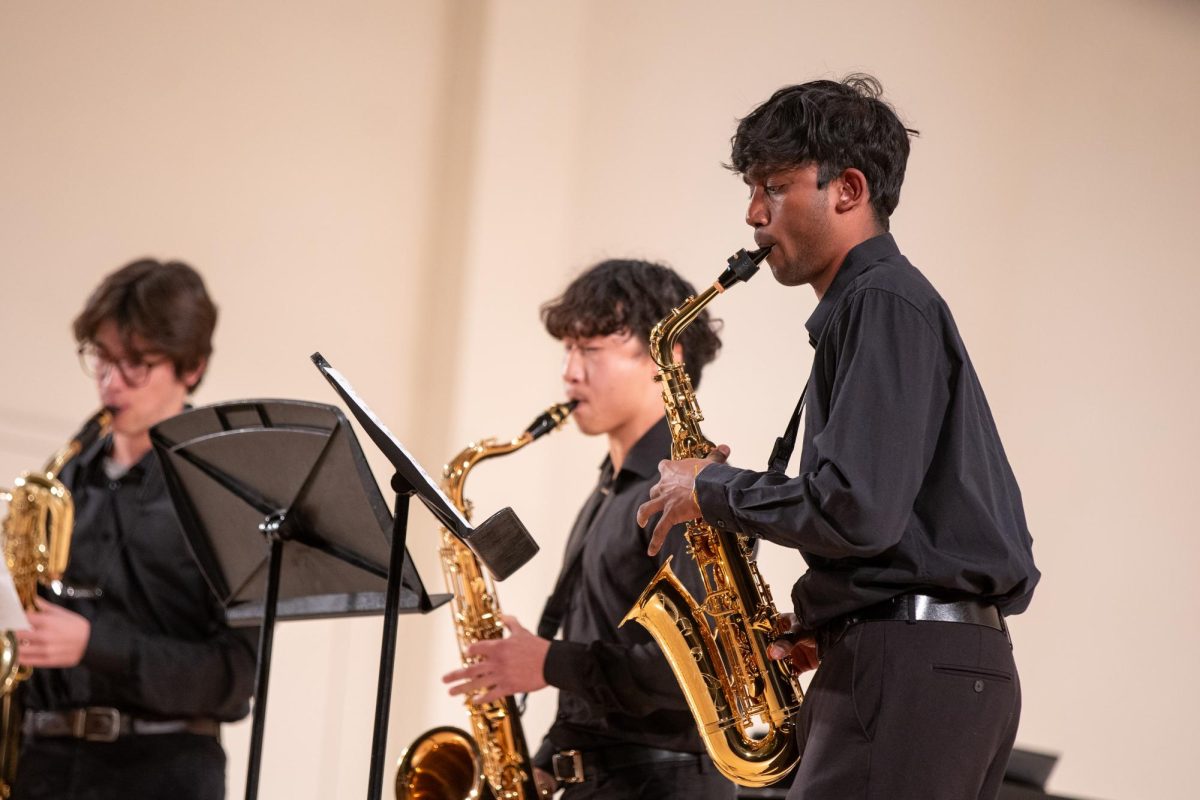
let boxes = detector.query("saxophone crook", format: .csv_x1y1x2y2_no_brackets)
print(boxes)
395,401,575,800
621,245,804,788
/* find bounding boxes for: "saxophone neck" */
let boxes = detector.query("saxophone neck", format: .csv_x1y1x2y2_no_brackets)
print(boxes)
649,246,769,372
441,401,576,516
41,409,113,479
649,284,723,372
442,437,530,518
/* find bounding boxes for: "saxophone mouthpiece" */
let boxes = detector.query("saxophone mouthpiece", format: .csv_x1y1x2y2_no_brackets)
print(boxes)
76,407,115,443
718,246,771,289
524,400,578,441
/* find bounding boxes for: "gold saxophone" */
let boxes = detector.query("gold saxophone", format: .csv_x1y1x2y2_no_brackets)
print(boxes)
0,409,112,797
396,401,576,800
621,248,803,788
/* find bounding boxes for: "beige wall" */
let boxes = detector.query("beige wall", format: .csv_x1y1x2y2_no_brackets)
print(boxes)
2,1,1197,797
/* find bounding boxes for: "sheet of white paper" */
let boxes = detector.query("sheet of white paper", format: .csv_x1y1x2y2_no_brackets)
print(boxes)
0,569,30,631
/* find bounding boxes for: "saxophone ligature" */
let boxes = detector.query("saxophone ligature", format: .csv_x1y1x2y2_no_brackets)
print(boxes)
396,401,576,800
620,247,803,788
0,408,112,797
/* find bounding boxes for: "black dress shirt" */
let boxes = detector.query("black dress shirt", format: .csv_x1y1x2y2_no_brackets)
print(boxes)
22,435,257,721
696,233,1040,630
533,417,709,767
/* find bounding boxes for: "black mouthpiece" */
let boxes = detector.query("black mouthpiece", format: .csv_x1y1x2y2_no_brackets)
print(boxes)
525,400,578,440
78,410,114,444
718,246,771,289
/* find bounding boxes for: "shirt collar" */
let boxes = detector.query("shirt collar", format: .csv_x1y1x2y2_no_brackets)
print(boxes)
76,433,153,483
804,232,900,346
598,416,670,486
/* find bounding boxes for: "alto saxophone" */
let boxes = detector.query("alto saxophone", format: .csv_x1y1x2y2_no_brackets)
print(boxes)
0,408,112,798
621,247,803,788
396,401,575,800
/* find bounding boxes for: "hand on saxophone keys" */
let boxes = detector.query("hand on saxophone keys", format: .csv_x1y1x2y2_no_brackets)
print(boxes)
442,614,550,704
16,599,91,669
766,613,820,675
638,444,731,556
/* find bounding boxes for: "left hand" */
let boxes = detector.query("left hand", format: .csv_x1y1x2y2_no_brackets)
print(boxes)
17,600,91,668
637,445,730,556
442,615,550,704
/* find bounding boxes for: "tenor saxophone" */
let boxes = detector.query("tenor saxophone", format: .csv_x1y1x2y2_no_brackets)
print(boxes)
0,408,112,798
396,401,575,800
620,247,803,788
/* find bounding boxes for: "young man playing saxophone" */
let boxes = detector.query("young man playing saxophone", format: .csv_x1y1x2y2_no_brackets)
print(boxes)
442,259,735,799
638,76,1040,799
13,260,257,799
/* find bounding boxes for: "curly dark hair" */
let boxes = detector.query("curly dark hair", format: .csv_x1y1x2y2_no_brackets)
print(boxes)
541,259,722,387
729,74,919,230
73,259,218,392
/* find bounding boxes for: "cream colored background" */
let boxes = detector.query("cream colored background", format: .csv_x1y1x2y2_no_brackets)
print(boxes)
2,1,1197,798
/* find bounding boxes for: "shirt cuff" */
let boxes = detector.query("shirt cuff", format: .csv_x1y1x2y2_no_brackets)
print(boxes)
543,639,591,696
695,462,752,535
82,615,134,675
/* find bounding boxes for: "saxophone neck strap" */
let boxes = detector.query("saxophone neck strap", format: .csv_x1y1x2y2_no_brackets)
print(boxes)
536,476,615,639
767,381,809,474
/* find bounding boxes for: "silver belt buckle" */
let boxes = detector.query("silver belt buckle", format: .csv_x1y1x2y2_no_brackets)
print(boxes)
551,749,585,784
82,707,122,742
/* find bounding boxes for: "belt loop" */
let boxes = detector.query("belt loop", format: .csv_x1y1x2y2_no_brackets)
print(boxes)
905,593,917,625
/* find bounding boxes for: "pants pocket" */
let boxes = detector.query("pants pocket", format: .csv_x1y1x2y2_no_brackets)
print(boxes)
932,663,1014,682
850,624,884,741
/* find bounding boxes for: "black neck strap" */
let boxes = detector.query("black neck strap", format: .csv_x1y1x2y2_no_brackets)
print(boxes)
767,381,809,474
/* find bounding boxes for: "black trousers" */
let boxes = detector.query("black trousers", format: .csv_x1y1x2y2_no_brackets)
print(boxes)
560,755,736,800
12,733,226,800
787,620,1020,800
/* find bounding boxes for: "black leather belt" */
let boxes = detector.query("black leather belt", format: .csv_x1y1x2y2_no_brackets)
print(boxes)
550,744,706,784
815,593,1006,658
23,708,220,743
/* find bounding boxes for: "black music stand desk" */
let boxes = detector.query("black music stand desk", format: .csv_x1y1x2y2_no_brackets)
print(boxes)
151,398,449,800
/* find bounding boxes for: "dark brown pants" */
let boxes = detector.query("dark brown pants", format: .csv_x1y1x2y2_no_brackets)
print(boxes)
787,619,1020,800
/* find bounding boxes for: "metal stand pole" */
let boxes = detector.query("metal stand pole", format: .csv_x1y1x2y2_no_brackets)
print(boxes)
366,489,412,800
244,533,284,800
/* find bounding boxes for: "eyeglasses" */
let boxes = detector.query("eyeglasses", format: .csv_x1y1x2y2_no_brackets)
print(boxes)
77,342,169,388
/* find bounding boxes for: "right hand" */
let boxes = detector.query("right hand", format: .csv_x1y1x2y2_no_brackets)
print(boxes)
638,444,731,556
766,613,820,674
533,767,558,797
442,615,550,704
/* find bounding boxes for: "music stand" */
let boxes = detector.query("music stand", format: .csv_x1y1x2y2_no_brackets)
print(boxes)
311,353,539,580
151,398,449,800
